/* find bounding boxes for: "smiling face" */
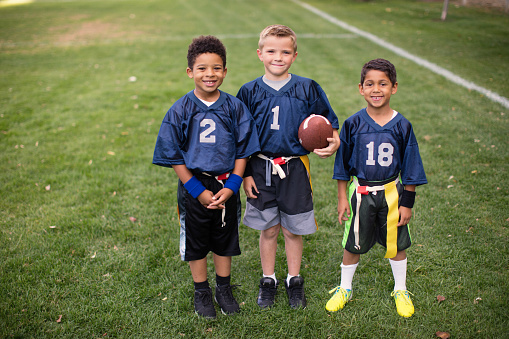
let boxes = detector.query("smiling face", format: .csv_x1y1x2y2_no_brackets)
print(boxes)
187,52,227,101
257,36,297,81
359,69,398,113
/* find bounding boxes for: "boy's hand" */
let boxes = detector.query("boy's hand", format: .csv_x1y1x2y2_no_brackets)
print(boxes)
243,176,259,199
313,129,340,159
398,206,412,226
197,189,219,208
207,188,233,209
337,199,351,225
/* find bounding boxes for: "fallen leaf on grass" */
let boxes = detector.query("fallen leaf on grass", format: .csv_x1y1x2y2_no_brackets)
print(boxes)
436,331,450,339
437,295,446,302
129,217,137,223
56,315,63,323
107,151,115,156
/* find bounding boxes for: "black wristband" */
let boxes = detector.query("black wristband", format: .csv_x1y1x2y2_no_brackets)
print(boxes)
243,159,253,178
400,190,416,208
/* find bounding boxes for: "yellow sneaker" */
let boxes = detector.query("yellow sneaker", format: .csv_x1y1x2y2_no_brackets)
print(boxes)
391,290,414,318
326,286,352,312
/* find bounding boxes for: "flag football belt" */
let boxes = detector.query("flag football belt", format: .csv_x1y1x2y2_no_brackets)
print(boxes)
202,172,231,228
256,154,300,186
352,176,399,259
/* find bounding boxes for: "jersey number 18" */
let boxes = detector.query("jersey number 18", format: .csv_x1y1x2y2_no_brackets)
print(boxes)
366,141,394,167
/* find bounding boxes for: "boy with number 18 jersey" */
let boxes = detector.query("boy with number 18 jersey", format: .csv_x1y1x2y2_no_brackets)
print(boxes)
153,36,260,319
327,58,427,318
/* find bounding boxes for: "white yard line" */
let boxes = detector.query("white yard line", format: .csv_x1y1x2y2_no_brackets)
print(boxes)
292,0,509,109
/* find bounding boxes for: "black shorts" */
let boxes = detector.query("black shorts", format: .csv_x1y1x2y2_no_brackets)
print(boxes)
177,173,241,261
342,177,411,255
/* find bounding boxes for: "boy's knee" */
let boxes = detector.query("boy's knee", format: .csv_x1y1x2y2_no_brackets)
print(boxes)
261,224,281,239
281,227,300,240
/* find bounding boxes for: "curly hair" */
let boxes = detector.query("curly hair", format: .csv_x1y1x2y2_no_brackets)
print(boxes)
258,24,297,52
360,58,397,86
187,35,227,69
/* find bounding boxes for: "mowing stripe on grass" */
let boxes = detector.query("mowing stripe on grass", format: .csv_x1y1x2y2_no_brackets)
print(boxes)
292,0,509,109
0,33,356,49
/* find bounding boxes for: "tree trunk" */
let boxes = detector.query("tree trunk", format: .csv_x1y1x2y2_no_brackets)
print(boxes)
441,0,450,21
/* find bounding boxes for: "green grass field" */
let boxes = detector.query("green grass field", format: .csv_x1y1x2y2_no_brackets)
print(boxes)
1,0,508,337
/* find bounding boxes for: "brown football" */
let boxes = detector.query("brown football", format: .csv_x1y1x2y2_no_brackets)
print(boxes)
298,114,333,152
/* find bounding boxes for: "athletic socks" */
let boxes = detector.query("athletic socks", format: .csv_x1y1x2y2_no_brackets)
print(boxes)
194,280,210,290
389,258,408,291
340,262,358,290
286,274,299,287
263,273,277,285
216,274,231,287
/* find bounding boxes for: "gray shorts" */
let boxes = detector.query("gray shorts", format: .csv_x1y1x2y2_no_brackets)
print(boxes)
243,155,316,235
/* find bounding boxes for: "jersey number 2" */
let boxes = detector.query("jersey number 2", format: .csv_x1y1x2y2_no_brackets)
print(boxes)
366,141,393,167
200,119,216,143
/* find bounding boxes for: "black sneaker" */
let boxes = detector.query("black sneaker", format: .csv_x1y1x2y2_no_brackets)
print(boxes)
284,276,307,309
194,288,216,319
215,284,240,315
257,277,278,308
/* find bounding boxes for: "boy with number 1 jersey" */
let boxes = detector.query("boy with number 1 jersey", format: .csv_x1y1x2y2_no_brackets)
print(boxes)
237,25,340,309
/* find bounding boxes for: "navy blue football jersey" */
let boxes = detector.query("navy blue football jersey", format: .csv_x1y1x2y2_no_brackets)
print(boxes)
153,90,261,175
333,108,427,185
236,75,339,157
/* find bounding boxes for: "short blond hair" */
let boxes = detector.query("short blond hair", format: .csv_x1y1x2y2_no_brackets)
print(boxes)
258,24,297,52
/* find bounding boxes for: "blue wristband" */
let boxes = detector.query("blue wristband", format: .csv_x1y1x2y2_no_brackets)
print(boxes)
183,176,206,199
224,174,243,194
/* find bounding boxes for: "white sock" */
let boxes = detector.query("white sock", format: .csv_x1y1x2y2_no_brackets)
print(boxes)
263,273,277,285
286,273,299,286
389,258,408,291
339,262,358,290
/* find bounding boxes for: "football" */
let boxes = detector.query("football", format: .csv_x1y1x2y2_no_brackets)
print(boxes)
298,114,333,151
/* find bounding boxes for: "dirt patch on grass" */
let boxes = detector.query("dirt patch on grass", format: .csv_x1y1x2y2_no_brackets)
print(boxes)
49,20,127,44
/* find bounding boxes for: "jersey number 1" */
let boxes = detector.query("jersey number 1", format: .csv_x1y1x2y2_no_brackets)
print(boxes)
366,141,394,167
270,106,280,130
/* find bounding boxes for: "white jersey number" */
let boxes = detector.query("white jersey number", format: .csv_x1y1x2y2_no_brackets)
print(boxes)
270,106,280,130
200,119,216,143
366,141,394,167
